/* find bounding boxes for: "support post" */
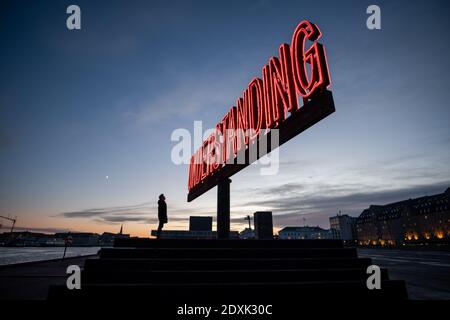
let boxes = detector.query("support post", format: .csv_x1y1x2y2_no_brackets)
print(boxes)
217,178,231,239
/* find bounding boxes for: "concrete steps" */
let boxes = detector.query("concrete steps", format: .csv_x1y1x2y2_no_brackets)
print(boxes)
82,268,390,284
48,239,408,302
48,280,408,301
98,247,358,259
84,257,374,271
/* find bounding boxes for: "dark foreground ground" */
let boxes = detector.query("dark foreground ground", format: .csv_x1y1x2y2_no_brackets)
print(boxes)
0,255,96,300
357,248,450,299
0,248,448,300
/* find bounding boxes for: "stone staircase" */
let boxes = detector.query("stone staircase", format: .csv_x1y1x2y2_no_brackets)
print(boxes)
48,239,408,305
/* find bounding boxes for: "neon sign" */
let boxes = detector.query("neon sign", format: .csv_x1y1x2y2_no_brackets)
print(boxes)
188,20,334,202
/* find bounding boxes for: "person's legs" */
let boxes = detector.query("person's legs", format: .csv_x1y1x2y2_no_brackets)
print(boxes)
157,221,164,239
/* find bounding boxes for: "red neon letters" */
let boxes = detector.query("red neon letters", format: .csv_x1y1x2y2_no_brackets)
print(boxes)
188,20,331,191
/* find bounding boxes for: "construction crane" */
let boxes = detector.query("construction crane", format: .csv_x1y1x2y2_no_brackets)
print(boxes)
244,215,252,229
0,215,17,234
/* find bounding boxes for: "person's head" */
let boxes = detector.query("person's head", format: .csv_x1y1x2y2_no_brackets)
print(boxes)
159,194,165,201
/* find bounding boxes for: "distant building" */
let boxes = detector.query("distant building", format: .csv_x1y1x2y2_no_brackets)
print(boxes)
356,188,450,245
37,236,65,246
151,230,239,239
100,232,130,246
100,224,130,246
254,211,273,239
55,232,100,246
239,228,255,239
189,216,213,232
1,226,128,247
329,214,357,242
2,231,51,246
278,226,333,240
0,231,101,247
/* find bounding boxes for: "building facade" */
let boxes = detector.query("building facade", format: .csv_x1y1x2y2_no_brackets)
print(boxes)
189,216,213,232
356,188,450,245
278,226,333,240
239,228,255,239
54,232,100,246
329,214,357,242
254,211,273,239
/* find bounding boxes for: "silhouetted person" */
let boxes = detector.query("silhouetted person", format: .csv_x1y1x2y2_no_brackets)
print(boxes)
156,194,167,239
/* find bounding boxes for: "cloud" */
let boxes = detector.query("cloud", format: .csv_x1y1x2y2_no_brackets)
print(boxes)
122,51,259,126
58,150,450,230
62,202,152,218
60,202,215,225
60,202,154,223
229,151,450,229
242,182,306,197
240,181,450,228
125,73,242,126
126,85,219,125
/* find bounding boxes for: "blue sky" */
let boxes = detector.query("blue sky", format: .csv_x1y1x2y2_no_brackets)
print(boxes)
1,0,449,236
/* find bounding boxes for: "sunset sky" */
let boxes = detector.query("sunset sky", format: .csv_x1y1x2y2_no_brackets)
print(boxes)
1,0,449,237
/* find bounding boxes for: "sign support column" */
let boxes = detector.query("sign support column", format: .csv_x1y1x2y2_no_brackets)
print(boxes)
217,178,231,239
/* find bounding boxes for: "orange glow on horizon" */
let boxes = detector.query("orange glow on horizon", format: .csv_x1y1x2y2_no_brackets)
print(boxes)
7,219,284,238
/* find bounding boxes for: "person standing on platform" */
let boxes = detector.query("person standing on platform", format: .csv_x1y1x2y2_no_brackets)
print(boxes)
156,194,167,239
